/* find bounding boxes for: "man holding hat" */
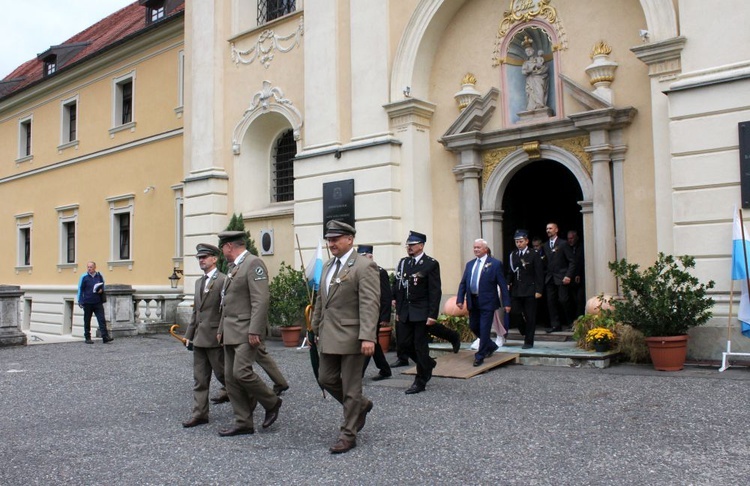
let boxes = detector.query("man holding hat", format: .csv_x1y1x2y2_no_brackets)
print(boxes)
216,230,283,437
507,230,544,349
311,220,379,453
182,243,228,428
357,244,393,381
393,230,444,394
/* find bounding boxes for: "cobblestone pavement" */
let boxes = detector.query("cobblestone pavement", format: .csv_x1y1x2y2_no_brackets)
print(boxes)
2,334,750,485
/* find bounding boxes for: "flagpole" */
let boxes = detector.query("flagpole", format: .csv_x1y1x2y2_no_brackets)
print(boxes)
727,279,734,344
295,234,312,303
739,209,750,305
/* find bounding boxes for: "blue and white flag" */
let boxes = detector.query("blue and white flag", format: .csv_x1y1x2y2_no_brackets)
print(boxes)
731,207,750,337
305,239,324,291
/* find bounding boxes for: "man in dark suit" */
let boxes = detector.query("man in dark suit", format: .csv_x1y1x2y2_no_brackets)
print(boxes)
543,222,577,332
216,231,283,437
393,231,442,394
311,221,378,454
456,239,511,366
567,230,586,320
357,245,393,381
182,243,228,428
506,230,544,349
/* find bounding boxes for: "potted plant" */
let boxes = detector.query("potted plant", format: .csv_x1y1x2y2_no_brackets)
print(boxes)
608,253,715,371
269,262,309,347
586,327,615,353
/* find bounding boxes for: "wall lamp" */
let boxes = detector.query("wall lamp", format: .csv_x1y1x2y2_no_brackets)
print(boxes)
168,267,183,289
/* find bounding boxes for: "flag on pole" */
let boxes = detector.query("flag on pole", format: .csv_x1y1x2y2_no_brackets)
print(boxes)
731,207,750,337
305,239,324,291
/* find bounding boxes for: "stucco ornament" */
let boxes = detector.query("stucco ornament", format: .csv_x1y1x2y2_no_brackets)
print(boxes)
230,17,304,69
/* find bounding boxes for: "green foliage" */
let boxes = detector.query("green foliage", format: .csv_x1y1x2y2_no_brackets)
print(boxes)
269,262,308,327
436,314,473,343
572,310,617,348
608,253,715,337
218,213,258,274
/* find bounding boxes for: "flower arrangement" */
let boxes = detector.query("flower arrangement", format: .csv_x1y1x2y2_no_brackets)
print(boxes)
586,327,615,349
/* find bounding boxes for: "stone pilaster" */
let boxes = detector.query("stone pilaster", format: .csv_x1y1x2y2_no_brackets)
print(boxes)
104,284,137,337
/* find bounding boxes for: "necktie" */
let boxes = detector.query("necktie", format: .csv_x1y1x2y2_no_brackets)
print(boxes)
200,275,208,293
327,259,341,292
550,239,554,249
470,258,481,294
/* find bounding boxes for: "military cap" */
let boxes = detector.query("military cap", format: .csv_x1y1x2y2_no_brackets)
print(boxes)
217,230,246,246
406,230,427,245
324,220,356,238
357,245,374,254
513,229,529,240
195,243,220,257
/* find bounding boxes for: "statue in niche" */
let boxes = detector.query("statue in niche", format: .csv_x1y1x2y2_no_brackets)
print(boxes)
521,36,549,111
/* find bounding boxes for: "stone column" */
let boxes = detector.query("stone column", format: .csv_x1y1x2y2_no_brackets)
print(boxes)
0,285,26,347
610,129,628,260
104,285,137,337
579,200,594,300
480,209,504,259
586,139,617,295
453,151,483,264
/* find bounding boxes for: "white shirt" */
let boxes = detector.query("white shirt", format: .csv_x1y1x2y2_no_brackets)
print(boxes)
203,268,217,292
326,247,355,292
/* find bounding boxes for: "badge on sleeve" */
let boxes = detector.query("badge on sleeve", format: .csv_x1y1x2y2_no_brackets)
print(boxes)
254,266,268,280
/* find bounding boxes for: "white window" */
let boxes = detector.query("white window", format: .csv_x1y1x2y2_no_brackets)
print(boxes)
15,213,33,269
18,115,33,161
111,71,136,134
60,96,79,148
150,5,165,22
57,204,79,267
107,194,135,266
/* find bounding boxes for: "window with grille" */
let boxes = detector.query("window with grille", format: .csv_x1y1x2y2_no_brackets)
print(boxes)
64,221,76,263
272,129,296,202
117,213,131,260
20,227,31,266
257,0,296,24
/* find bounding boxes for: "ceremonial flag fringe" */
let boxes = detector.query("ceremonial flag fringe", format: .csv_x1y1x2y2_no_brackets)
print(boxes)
731,207,750,338
305,239,324,291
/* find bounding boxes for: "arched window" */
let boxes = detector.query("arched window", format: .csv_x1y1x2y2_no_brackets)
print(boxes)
272,129,296,202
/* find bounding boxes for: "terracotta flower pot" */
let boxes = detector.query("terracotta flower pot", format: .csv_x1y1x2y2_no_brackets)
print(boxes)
280,326,302,347
378,326,392,351
645,335,689,371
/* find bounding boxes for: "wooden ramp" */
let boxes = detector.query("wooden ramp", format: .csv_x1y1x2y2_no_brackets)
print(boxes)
402,350,519,379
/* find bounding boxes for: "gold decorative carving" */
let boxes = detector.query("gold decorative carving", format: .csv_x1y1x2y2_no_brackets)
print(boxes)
591,41,612,59
482,146,518,187
523,141,541,159
493,0,567,65
550,136,591,175
462,73,477,85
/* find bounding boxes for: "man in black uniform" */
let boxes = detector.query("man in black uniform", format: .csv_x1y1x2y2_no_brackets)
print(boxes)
393,231,442,394
358,245,393,381
543,222,576,332
507,230,545,349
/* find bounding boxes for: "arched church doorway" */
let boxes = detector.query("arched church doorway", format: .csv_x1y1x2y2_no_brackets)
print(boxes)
500,159,583,257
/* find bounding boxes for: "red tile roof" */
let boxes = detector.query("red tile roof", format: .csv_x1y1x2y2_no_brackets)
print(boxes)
1,1,184,100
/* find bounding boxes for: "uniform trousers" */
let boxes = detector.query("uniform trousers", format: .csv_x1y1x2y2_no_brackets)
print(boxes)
224,342,279,429
546,282,571,329
318,353,369,441
191,346,225,419
468,294,498,360
511,295,538,346
397,320,434,385
256,344,289,394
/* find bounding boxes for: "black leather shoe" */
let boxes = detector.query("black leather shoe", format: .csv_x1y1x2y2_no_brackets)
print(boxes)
473,358,484,367
262,398,282,428
274,385,289,396
182,417,208,428
372,373,391,381
452,339,461,353
521,344,533,349
102,337,114,343
329,438,356,454
85,339,94,344
389,359,409,368
218,426,254,437
545,327,562,333
355,400,373,432
405,383,425,394
210,394,230,404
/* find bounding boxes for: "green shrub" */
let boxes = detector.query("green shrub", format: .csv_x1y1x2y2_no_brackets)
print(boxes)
269,262,308,327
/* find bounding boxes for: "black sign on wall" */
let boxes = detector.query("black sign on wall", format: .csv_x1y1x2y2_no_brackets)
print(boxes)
740,122,750,208
323,179,355,232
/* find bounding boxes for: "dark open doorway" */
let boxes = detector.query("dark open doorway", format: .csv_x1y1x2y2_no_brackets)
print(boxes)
500,159,583,260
